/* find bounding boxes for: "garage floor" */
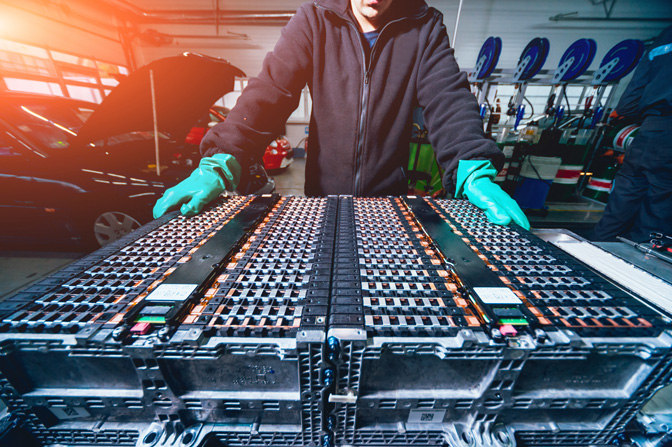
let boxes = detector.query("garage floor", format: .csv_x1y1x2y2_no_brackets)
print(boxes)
271,158,307,197
0,157,603,301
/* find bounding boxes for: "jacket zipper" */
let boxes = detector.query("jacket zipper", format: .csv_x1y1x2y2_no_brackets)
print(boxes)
351,17,407,196
315,3,429,195
349,21,369,196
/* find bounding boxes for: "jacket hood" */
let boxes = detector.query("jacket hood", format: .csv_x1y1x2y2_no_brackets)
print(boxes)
313,0,429,22
74,53,245,145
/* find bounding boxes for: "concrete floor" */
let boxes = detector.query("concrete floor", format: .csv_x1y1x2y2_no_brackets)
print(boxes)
272,158,306,196
0,156,604,300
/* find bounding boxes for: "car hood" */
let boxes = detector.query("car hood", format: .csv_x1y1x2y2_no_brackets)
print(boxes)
74,53,245,145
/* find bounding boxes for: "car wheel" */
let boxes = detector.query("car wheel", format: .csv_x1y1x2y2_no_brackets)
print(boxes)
93,211,141,247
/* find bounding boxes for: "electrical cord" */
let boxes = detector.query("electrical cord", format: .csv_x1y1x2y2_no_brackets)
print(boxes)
523,96,535,119
526,156,546,181
563,90,573,120
518,145,546,182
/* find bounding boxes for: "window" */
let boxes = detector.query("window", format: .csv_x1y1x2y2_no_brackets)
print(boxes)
0,38,129,104
0,40,55,78
97,61,127,88
3,78,63,96
50,51,96,68
66,85,103,103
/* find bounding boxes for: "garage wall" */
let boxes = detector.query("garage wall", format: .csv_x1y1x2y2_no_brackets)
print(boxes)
442,0,672,72
131,0,672,78
132,25,283,77
0,0,127,66
1,0,668,141
1,0,669,85
129,0,671,142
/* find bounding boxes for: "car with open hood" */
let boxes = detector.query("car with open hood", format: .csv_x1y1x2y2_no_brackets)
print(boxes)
0,53,260,250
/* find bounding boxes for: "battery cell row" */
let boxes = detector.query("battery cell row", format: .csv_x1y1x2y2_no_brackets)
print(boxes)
183,197,335,335
349,198,480,333
1,197,251,333
4,196,669,341
430,198,668,334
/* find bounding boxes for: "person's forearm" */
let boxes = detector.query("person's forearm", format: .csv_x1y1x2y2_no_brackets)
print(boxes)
200,5,313,172
415,14,503,192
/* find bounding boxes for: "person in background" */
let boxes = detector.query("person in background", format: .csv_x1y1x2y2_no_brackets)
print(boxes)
592,25,672,242
154,0,529,230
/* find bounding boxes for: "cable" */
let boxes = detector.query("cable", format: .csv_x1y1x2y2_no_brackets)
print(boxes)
526,156,545,181
563,90,573,120
523,96,535,119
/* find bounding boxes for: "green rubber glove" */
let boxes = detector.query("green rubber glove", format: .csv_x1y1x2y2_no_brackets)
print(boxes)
153,154,241,218
455,159,530,230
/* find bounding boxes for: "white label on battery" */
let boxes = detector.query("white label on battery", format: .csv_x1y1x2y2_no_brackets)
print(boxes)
407,409,446,424
50,406,90,420
146,284,198,302
474,287,522,305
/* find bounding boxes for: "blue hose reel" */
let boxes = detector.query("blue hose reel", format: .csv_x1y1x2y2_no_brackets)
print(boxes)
552,38,597,83
592,39,645,84
513,37,550,82
470,36,502,82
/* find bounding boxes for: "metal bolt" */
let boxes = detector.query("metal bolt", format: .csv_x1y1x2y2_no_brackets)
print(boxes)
323,368,334,387
112,327,125,341
327,336,340,363
327,336,340,352
157,327,171,341
327,415,336,431
491,328,503,340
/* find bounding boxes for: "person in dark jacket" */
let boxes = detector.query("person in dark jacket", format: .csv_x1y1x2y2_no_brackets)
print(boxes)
154,0,529,229
592,25,672,242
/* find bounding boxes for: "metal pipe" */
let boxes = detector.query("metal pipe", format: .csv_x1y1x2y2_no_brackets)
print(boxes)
136,13,295,26
138,10,295,18
103,1,294,25
149,69,160,177
452,0,464,48
549,15,672,22
118,28,138,71
215,0,220,36
163,34,250,40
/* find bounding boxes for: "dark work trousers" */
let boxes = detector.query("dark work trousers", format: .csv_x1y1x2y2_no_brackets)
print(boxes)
593,128,672,242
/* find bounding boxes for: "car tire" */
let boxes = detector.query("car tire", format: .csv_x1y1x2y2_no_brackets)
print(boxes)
91,211,141,248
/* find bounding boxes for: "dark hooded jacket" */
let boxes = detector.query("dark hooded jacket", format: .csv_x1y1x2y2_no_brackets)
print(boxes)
201,0,504,196
615,25,672,131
